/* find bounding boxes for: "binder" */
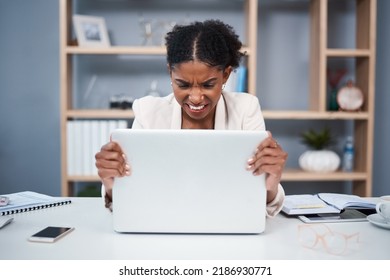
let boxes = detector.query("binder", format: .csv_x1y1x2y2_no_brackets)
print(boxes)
0,191,71,216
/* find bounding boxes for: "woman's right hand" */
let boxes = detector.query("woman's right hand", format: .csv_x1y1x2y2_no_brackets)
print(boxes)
95,141,130,200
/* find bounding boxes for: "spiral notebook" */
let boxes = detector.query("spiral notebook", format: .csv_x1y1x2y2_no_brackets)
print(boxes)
0,191,71,216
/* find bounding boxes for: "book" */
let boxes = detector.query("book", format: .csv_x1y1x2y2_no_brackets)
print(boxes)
282,193,376,216
67,120,129,176
0,191,71,216
235,66,247,92
223,65,247,93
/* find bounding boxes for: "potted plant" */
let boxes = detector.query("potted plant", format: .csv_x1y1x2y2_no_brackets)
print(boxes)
299,127,340,173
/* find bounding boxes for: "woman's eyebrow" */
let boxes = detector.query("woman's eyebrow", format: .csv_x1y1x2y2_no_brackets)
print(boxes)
174,79,189,84
201,78,218,84
175,77,218,85
174,77,218,85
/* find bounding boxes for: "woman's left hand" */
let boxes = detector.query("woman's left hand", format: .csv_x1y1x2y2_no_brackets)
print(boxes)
246,131,288,203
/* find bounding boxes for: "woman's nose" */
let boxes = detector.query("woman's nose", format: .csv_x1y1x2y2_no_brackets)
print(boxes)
189,86,203,103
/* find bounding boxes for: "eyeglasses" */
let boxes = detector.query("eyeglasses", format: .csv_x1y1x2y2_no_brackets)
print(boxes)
298,224,360,256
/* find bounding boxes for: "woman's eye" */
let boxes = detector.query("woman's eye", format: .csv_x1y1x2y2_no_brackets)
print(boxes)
203,84,215,89
178,84,190,89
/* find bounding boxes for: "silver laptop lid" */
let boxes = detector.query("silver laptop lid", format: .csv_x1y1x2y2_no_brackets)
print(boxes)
111,129,267,234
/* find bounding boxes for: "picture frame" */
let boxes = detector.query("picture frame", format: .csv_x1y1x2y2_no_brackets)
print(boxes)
72,15,110,47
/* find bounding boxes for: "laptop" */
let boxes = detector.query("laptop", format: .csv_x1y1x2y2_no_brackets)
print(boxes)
111,129,268,234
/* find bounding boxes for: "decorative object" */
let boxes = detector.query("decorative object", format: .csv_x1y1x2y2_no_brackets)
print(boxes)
138,14,191,46
109,94,134,110
145,80,162,97
138,14,156,46
337,80,364,111
158,20,177,45
73,15,110,47
327,68,347,111
342,136,354,172
299,128,340,173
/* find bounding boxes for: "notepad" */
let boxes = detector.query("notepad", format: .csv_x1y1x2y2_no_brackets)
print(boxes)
282,194,338,215
282,193,376,216
0,191,71,216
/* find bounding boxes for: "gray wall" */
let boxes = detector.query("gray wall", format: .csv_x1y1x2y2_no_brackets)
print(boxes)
373,0,390,197
0,0,60,196
0,0,389,197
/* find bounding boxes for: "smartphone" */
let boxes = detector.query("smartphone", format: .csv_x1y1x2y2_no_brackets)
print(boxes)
298,208,376,223
28,226,74,243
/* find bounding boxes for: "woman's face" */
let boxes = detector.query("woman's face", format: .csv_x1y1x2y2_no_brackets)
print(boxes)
170,61,231,127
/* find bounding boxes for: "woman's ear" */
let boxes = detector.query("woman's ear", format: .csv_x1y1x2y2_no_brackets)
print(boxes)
223,66,233,84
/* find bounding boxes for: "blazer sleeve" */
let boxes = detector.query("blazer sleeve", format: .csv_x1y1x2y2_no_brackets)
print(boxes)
131,99,144,129
240,95,285,217
266,184,285,217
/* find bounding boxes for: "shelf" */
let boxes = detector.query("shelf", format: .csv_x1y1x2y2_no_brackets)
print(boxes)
281,170,367,181
66,109,370,121
66,46,166,55
66,110,369,120
262,110,369,120
325,48,372,57
67,109,134,119
69,171,368,183
69,172,368,183
68,175,100,182
66,46,251,56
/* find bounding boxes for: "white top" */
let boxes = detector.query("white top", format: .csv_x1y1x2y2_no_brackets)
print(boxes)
132,91,266,130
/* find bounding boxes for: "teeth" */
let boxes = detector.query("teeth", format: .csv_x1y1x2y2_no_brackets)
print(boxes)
189,104,205,110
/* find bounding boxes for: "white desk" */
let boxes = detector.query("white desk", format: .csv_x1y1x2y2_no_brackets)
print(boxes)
1,198,389,260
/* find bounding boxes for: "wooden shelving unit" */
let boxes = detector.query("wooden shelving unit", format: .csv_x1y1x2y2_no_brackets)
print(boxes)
268,0,376,197
60,0,376,197
59,0,258,196
304,0,376,196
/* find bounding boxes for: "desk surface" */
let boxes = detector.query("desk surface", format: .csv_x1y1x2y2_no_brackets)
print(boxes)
1,198,389,260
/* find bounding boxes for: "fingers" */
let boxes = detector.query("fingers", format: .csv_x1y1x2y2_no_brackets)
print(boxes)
96,158,130,178
100,141,124,154
95,141,131,181
247,134,288,178
256,131,279,151
247,153,286,176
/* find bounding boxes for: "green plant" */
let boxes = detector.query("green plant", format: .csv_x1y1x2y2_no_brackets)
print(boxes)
300,127,335,150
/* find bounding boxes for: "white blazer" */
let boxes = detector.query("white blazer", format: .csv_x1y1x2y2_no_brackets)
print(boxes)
129,91,285,217
132,91,265,130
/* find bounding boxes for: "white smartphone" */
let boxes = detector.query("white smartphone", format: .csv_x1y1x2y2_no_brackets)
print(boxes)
28,226,74,243
298,208,376,223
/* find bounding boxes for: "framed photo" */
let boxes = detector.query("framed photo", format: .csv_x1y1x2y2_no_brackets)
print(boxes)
73,15,110,47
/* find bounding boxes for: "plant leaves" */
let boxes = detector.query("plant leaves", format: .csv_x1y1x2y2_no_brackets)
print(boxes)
300,127,335,150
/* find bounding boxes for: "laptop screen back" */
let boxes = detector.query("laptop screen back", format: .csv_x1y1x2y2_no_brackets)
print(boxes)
111,129,268,234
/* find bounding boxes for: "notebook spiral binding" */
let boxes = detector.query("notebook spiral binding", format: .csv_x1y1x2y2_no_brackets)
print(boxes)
0,200,71,216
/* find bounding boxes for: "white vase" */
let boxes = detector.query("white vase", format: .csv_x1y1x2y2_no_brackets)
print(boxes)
299,150,340,173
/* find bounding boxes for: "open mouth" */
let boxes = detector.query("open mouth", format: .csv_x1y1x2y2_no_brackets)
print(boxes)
189,104,206,111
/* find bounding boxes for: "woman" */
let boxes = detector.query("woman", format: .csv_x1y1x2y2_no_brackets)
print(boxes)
95,19,288,217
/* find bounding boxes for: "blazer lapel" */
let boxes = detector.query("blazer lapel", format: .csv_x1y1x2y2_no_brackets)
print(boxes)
214,94,227,130
170,97,182,129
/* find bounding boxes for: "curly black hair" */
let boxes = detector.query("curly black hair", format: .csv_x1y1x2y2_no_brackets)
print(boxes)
165,19,244,70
